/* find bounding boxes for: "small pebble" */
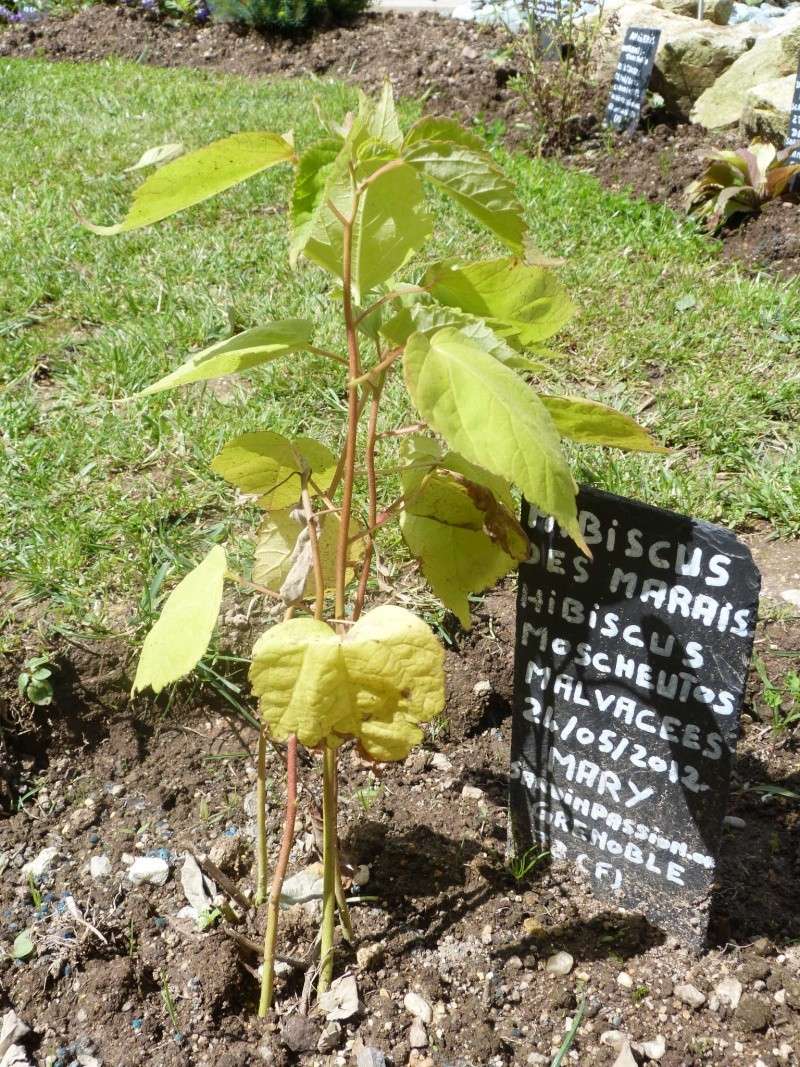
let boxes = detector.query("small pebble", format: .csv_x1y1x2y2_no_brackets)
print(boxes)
617,971,634,989
404,991,433,1024
675,982,706,1009
545,951,573,976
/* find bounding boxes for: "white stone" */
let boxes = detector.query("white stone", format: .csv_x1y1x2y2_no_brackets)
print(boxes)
409,1021,428,1048
715,976,743,1009
526,1056,548,1067
473,680,492,696
481,924,493,945
180,853,215,913
638,1035,667,1060
430,753,453,772
89,855,112,881
461,785,484,800
675,982,706,1009
352,865,370,888
617,971,634,989
404,991,433,1024
600,1030,629,1050
127,856,170,886
781,588,800,608
774,989,787,1005
20,847,59,881
545,951,574,976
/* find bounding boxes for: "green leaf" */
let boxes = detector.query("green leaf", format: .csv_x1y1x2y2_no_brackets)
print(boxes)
289,139,342,269
399,439,528,626
12,929,35,960
403,115,487,153
124,143,185,172
86,132,295,234
404,126,527,253
368,81,403,149
249,605,444,760
139,320,313,396
539,395,667,453
132,545,226,695
425,258,575,347
211,431,336,509
382,302,514,361
403,328,583,548
302,153,433,301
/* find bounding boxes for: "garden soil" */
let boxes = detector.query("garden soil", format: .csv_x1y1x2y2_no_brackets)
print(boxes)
1,575,799,1067
2,5,800,277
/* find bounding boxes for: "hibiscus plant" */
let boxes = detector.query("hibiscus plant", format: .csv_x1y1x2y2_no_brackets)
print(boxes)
85,84,661,1015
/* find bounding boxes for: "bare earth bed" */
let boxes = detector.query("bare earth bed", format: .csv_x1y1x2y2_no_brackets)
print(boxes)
1,577,799,1067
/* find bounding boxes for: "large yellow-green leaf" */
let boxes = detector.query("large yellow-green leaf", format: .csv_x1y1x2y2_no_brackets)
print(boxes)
249,617,358,749
425,258,575,347
539,395,667,453
404,131,527,253
132,545,226,695
211,431,336,509
86,132,295,235
403,115,487,153
403,328,583,548
399,438,527,626
249,605,444,760
342,605,444,761
252,511,361,599
299,152,433,302
140,320,313,396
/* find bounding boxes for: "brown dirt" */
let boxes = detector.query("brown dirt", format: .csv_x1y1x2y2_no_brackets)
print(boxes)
1,573,799,1067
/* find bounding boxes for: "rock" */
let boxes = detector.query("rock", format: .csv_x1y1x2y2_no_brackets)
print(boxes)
723,815,746,829
89,855,112,881
20,847,59,881
654,0,733,25
0,1010,31,1065
741,74,795,139
600,1030,629,1051
734,994,771,1032
280,1014,319,1053
637,1035,667,1060
612,1043,639,1067
481,924,493,945
355,1045,387,1067
317,1021,342,1053
430,752,452,772
408,1021,428,1048
318,974,360,1021
692,7,800,127
473,680,492,696
280,863,324,905
208,834,246,876
526,1056,549,1067
404,991,433,1024
461,785,484,800
715,976,743,1010
617,971,634,989
675,982,706,1009
781,588,800,608
127,856,169,886
356,943,385,971
545,951,574,976
599,0,768,116
784,976,800,1009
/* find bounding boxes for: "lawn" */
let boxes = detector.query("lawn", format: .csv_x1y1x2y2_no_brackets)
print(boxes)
1,57,798,646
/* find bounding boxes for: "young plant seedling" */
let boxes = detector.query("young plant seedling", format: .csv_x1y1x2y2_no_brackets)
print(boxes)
85,84,662,1015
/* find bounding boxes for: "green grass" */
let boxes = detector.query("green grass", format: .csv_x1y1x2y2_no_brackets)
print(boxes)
1,58,798,643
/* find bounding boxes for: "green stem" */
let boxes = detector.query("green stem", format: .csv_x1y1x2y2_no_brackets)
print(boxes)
258,734,298,1018
255,724,268,907
319,745,338,994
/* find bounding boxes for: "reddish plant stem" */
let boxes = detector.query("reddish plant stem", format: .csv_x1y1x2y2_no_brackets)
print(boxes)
258,734,298,1017
353,381,382,622
334,207,363,624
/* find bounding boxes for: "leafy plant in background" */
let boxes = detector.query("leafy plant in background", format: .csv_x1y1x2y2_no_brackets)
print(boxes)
17,655,54,707
207,0,365,33
509,0,618,154
0,0,41,22
85,85,661,1015
753,656,800,734
684,142,800,232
